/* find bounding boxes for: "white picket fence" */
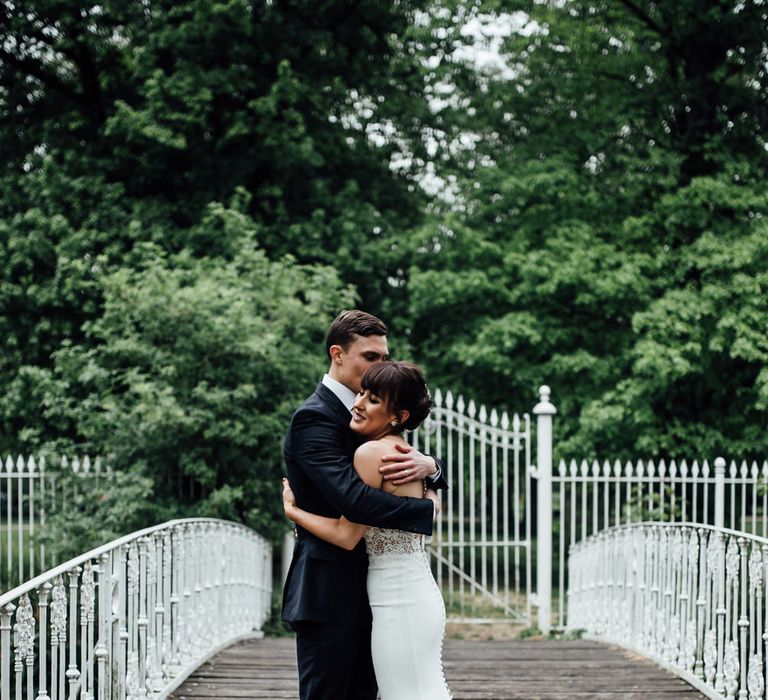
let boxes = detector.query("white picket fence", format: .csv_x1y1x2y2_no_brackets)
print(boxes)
0,518,272,700
0,455,110,590
0,455,112,589
568,523,768,700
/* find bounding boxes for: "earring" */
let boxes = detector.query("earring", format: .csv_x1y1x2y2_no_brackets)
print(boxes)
390,420,399,428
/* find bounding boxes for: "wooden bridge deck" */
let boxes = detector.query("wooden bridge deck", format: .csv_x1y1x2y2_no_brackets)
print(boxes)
169,636,708,699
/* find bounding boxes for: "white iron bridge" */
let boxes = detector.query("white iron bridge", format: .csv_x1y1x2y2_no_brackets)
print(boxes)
3,382,766,699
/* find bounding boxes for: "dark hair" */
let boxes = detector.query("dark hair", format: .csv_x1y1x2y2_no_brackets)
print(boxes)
325,310,388,359
360,361,432,433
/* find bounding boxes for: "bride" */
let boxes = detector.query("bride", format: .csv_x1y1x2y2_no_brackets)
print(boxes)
283,360,452,700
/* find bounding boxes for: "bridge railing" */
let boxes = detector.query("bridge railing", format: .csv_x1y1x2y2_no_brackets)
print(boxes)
528,386,768,633
568,522,768,700
0,517,272,700
550,454,768,630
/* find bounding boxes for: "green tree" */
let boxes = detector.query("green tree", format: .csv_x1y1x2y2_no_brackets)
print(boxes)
0,0,439,453
404,0,768,459
39,220,354,542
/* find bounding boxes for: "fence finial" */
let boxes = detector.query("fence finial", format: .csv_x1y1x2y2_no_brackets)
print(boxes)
714,457,726,472
533,385,557,416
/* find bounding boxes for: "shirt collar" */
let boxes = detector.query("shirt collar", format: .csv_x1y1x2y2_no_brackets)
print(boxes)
321,374,357,412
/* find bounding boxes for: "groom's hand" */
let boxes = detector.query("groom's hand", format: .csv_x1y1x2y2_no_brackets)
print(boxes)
379,443,437,486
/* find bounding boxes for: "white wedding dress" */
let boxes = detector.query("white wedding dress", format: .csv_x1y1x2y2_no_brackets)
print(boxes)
364,527,452,700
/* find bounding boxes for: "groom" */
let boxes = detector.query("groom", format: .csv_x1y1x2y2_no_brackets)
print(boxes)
282,310,447,700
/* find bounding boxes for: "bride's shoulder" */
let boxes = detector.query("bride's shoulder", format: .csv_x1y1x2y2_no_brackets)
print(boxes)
354,439,394,461
353,439,396,487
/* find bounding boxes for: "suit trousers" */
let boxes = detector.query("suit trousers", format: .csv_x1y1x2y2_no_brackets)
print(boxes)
293,620,378,700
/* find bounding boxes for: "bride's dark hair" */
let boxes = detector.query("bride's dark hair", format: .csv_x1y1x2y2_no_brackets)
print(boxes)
360,361,432,433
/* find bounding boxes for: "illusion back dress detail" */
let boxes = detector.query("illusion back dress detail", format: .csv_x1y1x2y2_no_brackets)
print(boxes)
364,527,451,700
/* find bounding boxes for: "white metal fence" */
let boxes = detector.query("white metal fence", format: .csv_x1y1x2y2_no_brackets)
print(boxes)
0,455,110,590
0,517,272,700
413,389,533,623
568,523,768,700
551,456,768,629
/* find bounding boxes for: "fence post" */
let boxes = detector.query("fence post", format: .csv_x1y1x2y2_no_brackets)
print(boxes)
714,457,725,530
533,385,556,634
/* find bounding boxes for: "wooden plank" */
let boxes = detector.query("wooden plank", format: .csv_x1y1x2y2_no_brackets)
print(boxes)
169,637,709,699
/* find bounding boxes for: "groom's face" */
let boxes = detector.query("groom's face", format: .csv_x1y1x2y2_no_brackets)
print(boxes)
335,334,389,394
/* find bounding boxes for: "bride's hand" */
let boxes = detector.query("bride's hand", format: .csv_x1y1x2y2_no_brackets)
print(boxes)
282,478,297,520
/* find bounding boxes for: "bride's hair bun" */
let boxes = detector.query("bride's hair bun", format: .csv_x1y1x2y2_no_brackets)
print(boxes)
360,361,432,433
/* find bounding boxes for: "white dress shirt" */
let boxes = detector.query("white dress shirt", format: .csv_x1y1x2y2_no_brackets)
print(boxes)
322,373,357,412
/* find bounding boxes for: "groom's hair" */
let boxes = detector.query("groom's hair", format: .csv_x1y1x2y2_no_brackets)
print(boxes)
326,310,388,358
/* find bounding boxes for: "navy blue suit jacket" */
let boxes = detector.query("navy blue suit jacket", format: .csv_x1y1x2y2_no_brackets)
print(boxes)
281,382,444,625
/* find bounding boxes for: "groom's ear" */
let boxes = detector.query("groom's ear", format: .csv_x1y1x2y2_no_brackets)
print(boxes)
329,344,344,364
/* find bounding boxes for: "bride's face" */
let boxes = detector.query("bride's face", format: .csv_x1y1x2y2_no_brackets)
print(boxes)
350,388,397,438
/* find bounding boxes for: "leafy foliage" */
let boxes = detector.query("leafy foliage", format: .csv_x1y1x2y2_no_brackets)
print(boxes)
0,1,433,543
2,0,768,550
404,0,768,459
41,228,354,542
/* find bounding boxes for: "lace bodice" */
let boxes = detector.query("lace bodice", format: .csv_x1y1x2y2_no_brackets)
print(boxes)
364,527,426,559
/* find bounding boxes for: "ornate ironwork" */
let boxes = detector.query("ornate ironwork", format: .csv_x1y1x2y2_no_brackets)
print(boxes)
568,523,768,699
50,576,67,643
748,545,762,592
13,594,34,661
723,640,739,697
81,561,95,619
703,628,717,685
747,653,764,700
0,519,271,700
127,544,139,595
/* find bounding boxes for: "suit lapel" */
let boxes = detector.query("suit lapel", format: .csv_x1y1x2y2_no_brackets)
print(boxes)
315,383,350,423
314,383,364,452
